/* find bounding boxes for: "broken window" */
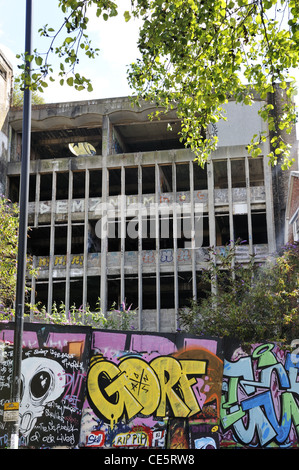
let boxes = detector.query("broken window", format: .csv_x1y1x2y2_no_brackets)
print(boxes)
142,166,155,194
88,221,101,253
178,271,193,308
40,173,52,201
231,159,246,188
176,163,189,192
107,275,120,309
71,223,85,254
89,170,102,198
251,211,268,244
8,175,20,203
214,160,228,189
54,223,67,255
27,225,51,256
109,168,121,196
52,280,66,308
142,215,156,250
56,172,69,200
159,165,172,192
35,280,48,310
160,213,173,249
125,274,138,310
87,276,100,311
233,214,248,243
73,171,86,199
249,157,264,186
193,162,208,190
216,214,230,245
70,277,83,308
125,217,139,251
125,167,138,195
160,274,174,308
108,219,121,252
142,274,156,310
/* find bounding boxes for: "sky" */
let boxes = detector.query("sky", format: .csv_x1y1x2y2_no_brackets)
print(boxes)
0,0,142,102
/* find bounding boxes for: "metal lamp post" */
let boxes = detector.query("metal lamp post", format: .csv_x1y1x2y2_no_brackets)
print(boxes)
8,0,32,449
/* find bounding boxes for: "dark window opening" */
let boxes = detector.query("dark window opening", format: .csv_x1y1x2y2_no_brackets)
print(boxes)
216,214,230,246
142,274,156,310
109,168,121,196
56,172,69,200
214,161,228,189
193,162,208,190
125,274,138,310
52,280,66,308
35,281,48,310
54,224,67,254
159,165,172,192
108,219,121,252
27,226,51,256
142,216,156,251
231,159,246,188
87,276,100,311
251,212,268,244
88,221,101,253
142,166,155,194
126,217,139,251
233,214,248,243
40,174,52,201
70,277,83,308
249,157,264,186
177,216,191,248
89,170,102,198
8,175,20,203
125,167,138,195
107,275,120,309
178,271,193,308
73,171,86,199
72,224,85,254
160,274,174,308
160,214,173,249
176,163,189,192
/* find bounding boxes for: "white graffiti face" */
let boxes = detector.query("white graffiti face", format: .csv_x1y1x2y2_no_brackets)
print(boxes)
20,358,66,437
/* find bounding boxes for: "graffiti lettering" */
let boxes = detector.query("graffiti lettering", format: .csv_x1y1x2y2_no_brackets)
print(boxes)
87,355,206,427
221,343,299,448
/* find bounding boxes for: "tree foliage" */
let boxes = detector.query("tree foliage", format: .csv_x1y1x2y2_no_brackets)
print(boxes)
0,197,37,318
12,75,45,106
16,0,299,168
178,242,299,346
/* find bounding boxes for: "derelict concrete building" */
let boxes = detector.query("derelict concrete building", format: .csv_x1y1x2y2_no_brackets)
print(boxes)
2,86,298,331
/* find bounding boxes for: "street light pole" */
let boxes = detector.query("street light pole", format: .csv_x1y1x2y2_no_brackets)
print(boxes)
9,0,32,449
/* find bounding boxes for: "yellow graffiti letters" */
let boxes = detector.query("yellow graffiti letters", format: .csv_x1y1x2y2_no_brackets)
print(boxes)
87,354,207,427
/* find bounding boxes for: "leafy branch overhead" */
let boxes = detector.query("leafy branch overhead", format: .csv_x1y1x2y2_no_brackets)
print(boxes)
16,0,299,168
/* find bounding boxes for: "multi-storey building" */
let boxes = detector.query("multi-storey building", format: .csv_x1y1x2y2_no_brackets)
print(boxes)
2,86,298,332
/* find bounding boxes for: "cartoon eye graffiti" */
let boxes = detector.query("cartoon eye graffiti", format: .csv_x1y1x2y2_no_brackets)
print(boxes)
19,358,66,437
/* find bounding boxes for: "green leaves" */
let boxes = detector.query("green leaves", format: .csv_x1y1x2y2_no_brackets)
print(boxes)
128,0,299,169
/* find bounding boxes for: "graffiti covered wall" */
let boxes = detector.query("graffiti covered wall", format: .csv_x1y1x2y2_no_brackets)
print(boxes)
0,323,298,449
81,331,224,449
0,323,91,448
220,339,299,449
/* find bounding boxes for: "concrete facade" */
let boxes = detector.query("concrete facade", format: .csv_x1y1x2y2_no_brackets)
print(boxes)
0,49,13,196
3,87,298,332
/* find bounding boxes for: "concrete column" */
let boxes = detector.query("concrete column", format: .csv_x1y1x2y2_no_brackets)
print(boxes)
100,115,111,315
138,164,143,329
47,170,56,316
155,162,160,331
